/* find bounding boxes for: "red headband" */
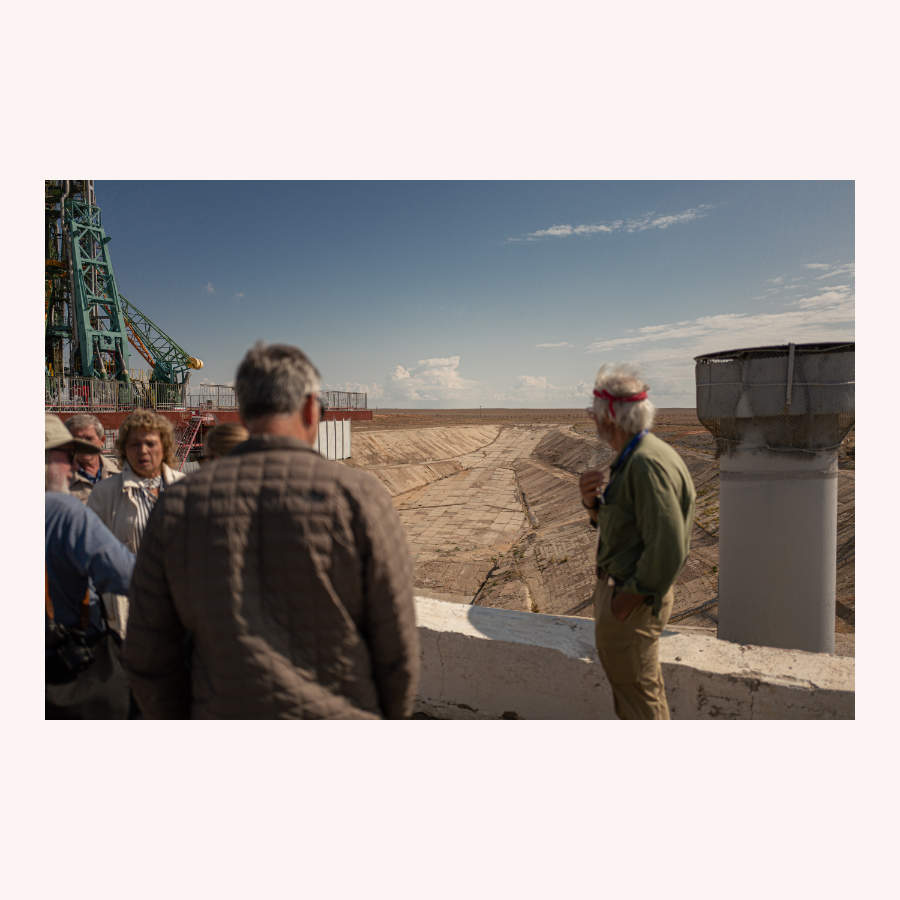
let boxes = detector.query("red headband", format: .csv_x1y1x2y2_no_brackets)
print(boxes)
593,388,647,420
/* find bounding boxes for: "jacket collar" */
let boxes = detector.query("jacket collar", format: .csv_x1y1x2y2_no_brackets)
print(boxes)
121,461,179,488
72,455,120,485
230,434,318,456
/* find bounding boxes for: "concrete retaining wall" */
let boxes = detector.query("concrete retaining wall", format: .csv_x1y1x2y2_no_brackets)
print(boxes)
413,596,854,719
350,425,499,467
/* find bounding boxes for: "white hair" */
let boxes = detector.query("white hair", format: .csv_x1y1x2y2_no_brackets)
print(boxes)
591,363,655,435
65,413,105,443
45,462,70,493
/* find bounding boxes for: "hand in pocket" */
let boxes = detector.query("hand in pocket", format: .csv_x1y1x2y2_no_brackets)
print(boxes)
611,590,645,622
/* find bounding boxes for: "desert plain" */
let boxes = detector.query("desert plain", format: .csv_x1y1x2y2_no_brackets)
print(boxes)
349,408,855,657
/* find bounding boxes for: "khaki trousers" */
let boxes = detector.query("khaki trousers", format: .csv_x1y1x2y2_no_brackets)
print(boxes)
593,578,673,720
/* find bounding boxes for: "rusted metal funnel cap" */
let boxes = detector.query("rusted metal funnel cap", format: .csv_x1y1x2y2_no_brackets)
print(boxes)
694,341,854,453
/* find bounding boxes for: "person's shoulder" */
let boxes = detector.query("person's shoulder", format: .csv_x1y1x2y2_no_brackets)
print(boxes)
162,463,185,484
101,455,121,476
46,491,85,518
87,471,122,503
324,457,382,490
46,492,107,532
632,433,691,481
639,432,681,461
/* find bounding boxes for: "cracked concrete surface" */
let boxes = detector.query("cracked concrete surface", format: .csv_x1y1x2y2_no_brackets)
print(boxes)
352,424,597,611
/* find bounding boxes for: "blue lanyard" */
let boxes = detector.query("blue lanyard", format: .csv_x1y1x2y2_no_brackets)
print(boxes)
77,465,101,485
602,430,647,504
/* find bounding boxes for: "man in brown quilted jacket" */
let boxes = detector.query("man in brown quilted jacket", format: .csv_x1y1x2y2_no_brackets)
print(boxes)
123,342,420,718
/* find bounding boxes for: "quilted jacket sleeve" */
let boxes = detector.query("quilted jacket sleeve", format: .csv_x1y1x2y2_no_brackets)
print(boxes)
122,493,190,718
357,479,420,718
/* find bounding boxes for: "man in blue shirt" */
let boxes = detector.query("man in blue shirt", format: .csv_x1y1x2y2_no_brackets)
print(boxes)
45,414,135,719
64,413,120,504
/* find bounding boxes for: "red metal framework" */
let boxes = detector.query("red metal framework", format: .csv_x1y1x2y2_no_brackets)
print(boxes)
173,415,211,469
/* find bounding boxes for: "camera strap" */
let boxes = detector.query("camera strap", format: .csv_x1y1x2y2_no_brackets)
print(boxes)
45,569,91,630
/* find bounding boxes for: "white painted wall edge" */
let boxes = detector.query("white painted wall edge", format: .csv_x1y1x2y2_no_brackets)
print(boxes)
412,596,855,720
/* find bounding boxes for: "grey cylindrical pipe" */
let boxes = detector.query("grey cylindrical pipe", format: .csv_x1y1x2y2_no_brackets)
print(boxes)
695,342,853,654
717,448,837,653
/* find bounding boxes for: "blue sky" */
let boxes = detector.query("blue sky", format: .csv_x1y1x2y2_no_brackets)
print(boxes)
96,180,854,408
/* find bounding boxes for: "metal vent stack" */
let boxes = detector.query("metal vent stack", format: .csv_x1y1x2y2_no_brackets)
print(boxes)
695,342,854,653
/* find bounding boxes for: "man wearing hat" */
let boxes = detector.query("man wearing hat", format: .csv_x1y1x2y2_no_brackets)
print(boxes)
45,414,135,718
579,366,696,719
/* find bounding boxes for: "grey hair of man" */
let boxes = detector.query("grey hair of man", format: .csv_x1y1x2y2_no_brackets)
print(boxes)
65,413,105,444
592,363,655,435
235,342,322,422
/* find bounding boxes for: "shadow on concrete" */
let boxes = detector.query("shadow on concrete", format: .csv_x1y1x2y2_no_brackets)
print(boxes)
465,602,599,662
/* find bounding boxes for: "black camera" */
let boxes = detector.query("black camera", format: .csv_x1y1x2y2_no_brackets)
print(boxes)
46,622,98,685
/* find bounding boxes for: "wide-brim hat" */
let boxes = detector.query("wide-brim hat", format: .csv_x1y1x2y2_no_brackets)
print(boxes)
45,414,101,455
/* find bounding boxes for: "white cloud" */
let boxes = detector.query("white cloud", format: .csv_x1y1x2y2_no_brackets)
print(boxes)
488,374,597,408
324,380,384,401
815,263,854,281
515,375,552,390
536,341,574,349
511,204,713,242
496,374,561,406
527,223,618,238
204,282,215,294
574,380,593,399
584,281,854,405
803,262,855,281
380,355,480,406
530,225,577,238
586,298,853,354
753,262,854,304
788,285,852,309
624,205,713,232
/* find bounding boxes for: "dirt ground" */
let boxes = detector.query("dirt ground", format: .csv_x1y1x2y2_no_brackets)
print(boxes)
352,408,855,657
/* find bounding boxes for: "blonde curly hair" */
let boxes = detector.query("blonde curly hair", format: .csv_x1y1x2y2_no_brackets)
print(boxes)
115,409,176,468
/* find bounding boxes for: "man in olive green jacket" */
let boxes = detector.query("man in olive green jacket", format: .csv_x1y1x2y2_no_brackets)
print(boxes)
579,365,695,719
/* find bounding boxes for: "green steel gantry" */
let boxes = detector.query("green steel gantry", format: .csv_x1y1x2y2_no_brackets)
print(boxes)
119,294,203,385
44,180,202,385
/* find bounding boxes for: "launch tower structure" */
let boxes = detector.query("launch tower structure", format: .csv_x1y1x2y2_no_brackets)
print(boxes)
44,180,203,386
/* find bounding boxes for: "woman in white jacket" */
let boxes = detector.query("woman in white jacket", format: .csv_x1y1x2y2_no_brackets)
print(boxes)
88,409,184,637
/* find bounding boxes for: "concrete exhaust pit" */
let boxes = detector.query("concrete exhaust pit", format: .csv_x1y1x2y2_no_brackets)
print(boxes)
346,408,854,658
